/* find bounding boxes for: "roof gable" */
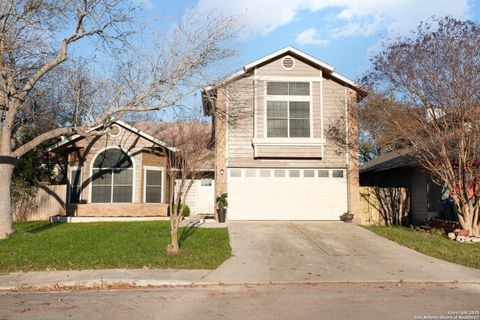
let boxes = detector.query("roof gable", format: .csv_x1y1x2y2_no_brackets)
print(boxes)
203,46,364,93
47,120,177,153
245,46,335,73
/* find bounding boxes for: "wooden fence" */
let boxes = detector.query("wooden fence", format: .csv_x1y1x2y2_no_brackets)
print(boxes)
13,184,66,221
359,186,410,226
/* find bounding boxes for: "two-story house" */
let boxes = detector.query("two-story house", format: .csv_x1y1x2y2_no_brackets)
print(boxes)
48,46,365,223
202,46,366,222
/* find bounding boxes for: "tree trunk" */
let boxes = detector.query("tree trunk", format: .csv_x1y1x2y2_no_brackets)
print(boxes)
166,216,180,254
166,225,180,254
0,162,15,239
464,203,480,237
453,198,480,237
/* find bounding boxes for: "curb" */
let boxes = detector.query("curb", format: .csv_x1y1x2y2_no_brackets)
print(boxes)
2,279,480,292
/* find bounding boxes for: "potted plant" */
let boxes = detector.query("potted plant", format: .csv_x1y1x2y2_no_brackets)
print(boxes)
216,193,228,223
340,212,354,223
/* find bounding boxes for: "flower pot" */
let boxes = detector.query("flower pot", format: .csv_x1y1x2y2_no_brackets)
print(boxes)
217,208,226,223
454,229,470,237
340,213,354,223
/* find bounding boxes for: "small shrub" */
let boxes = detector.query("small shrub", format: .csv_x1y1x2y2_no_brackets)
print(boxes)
182,205,190,217
171,204,191,218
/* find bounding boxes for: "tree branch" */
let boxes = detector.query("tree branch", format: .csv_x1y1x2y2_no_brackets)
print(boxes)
12,127,75,158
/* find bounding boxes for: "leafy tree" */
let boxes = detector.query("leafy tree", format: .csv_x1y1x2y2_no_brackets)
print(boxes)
361,17,480,235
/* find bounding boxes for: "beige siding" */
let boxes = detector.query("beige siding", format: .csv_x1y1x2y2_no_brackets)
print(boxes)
256,145,323,158
255,55,321,78
255,79,266,138
322,78,348,167
226,75,255,161
312,81,322,138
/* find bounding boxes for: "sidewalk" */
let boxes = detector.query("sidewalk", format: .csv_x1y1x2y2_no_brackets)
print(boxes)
2,221,480,291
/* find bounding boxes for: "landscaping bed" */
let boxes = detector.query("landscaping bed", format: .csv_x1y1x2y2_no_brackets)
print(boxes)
365,226,480,269
0,221,231,272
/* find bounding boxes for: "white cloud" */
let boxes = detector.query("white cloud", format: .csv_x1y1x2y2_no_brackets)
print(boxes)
331,15,385,38
193,0,470,39
296,28,329,46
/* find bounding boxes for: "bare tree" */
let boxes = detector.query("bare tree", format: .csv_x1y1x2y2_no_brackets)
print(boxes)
361,17,480,236
164,117,213,254
0,0,237,238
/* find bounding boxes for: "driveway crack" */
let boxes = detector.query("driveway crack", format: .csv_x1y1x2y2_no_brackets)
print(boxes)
291,223,330,256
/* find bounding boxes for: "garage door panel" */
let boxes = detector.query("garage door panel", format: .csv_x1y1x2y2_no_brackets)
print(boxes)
228,168,348,220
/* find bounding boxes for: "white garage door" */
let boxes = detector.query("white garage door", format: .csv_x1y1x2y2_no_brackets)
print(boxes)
228,168,348,220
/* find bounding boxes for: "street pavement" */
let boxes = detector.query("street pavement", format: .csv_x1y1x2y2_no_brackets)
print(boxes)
1,282,479,320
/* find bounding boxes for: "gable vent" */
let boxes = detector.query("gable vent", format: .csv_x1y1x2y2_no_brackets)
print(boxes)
281,56,295,70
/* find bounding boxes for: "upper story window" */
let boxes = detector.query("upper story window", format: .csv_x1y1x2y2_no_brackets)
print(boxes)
91,148,133,203
266,82,309,96
266,81,310,138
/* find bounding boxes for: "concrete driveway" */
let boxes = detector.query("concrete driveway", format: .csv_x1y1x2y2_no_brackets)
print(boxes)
203,221,480,283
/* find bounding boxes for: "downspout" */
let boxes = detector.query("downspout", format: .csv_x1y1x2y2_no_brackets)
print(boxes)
344,85,351,213
253,68,257,157
253,69,256,138
320,70,324,158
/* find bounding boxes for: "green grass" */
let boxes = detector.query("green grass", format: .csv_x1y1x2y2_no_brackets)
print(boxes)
0,221,231,272
365,226,480,269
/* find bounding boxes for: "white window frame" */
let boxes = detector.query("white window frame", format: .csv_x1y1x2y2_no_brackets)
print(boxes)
68,166,82,204
264,81,313,139
88,146,136,204
200,178,213,187
143,166,165,204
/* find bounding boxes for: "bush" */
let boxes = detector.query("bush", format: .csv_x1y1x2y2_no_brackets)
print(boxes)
182,205,190,217
171,204,190,218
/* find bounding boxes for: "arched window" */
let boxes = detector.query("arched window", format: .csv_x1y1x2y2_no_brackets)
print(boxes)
91,148,133,203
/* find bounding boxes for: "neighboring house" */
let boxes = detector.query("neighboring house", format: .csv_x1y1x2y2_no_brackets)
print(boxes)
49,120,215,217
134,121,216,216
202,46,366,222
359,151,443,225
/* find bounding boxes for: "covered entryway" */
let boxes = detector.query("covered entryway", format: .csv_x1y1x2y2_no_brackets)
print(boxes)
227,168,348,220
178,178,215,216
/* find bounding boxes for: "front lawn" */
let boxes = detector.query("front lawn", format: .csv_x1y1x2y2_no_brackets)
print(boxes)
0,221,231,272
365,226,480,269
